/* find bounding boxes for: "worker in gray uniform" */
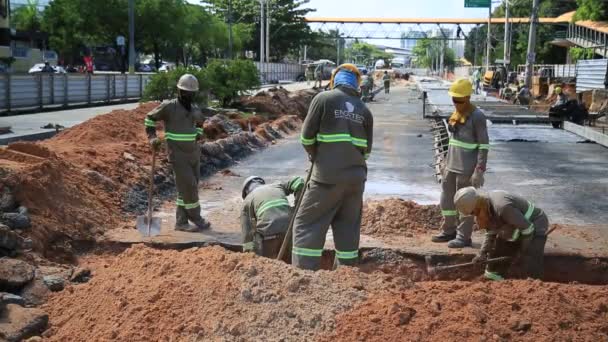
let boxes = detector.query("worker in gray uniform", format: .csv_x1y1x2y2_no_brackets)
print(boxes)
293,63,374,271
454,187,549,280
144,74,211,232
241,176,304,258
432,78,489,248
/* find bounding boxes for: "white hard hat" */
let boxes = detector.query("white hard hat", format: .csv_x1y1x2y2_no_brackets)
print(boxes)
242,176,265,199
454,186,480,215
177,74,199,92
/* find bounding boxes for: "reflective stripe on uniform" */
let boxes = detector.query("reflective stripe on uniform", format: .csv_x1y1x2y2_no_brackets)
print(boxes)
144,118,156,127
442,209,458,217
336,250,359,259
256,199,289,217
449,138,490,151
196,127,204,135
484,270,504,281
292,247,323,257
291,178,304,192
301,135,316,145
165,132,198,141
364,153,370,160
176,198,199,209
509,201,536,241
243,242,255,251
316,133,368,148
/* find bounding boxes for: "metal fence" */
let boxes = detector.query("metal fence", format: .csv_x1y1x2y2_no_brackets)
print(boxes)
254,62,305,83
516,64,577,78
0,73,152,114
575,59,608,92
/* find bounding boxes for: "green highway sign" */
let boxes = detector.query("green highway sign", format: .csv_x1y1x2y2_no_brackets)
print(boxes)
465,0,491,8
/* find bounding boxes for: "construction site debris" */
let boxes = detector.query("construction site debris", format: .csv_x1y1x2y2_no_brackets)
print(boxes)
361,198,442,237
0,259,34,291
42,245,392,342
323,280,608,342
238,87,319,119
0,304,48,342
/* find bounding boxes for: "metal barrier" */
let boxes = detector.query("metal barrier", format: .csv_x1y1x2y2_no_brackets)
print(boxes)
575,59,608,92
0,73,151,114
254,62,306,83
516,64,576,78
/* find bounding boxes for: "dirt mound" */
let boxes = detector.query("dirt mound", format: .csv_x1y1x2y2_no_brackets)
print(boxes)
361,199,442,237
42,245,393,342
323,280,608,342
239,87,319,119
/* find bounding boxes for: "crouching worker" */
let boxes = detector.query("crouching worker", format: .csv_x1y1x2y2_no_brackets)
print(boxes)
241,176,304,258
454,187,549,281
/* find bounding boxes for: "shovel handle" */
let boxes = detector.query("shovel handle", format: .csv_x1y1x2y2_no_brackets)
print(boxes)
147,149,157,236
433,256,512,273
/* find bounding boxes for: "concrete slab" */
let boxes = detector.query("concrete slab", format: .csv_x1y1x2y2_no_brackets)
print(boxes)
0,103,140,145
564,121,608,147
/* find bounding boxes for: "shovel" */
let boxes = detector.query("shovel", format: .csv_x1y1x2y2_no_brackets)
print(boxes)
136,148,161,237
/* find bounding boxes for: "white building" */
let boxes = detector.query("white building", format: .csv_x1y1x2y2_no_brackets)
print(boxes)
400,31,426,50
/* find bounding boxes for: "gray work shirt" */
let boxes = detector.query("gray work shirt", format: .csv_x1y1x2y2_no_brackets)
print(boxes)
446,107,489,175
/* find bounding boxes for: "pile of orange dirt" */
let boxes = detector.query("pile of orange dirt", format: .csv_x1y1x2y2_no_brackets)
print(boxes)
42,245,395,342
238,87,319,119
361,198,442,237
324,281,608,342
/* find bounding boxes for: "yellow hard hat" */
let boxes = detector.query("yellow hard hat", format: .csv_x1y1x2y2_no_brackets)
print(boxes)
554,87,562,94
329,63,362,89
448,78,473,98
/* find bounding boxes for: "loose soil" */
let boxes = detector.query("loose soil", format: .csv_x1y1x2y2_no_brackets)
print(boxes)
323,281,608,342
361,198,442,237
238,87,319,119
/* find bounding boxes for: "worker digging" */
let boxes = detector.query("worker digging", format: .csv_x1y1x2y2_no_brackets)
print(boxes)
292,63,374,271
240,175,304,258
454,187,550,280
432,78,490,248
144,74,213,232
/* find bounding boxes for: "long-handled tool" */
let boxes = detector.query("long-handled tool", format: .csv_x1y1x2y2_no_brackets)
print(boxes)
277,160,314,261
136,148,162,237
424,255,511,277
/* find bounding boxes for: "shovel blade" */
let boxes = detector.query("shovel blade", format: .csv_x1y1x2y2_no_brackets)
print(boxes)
136,216,162,237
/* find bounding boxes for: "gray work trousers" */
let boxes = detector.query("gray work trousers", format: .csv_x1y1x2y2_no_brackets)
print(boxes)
440,170,474,240
171,150,202,224
292,180,364,271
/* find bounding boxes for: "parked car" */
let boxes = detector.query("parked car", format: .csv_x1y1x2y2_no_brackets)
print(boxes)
136,63,154,72
158,63,176,72
28,63,67,74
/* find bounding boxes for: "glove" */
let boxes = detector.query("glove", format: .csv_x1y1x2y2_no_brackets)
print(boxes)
471,168,485,188
472,252,488,264
149,137,162,151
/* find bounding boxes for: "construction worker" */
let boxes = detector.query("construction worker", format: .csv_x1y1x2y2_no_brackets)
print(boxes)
292,63,374,271
383,71,390,94
552,86,568,108
360,70,370,101
240,176,304,258
144,74,211,232
473,67,482,95
432,78,489,248
454,187,549,280
516,82,531,106
314,63,324,88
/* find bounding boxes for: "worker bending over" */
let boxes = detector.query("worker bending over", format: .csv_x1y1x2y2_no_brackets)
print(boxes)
144,74,212,232
241,176,304,258
293,63,374,270
432,78,489,248
454,187,549,280
551,87,568,109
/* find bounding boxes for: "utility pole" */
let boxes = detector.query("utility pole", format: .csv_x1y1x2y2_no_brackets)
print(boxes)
473,25,479,67
128,0,135,74
228,0,233,59
503,0,510,67
336,31,340,65
525,0,540,88
259,0,265,82
485,4,491,70
266,0,270,63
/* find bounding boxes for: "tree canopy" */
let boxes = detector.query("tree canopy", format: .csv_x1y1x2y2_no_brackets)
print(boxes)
413,39,456,70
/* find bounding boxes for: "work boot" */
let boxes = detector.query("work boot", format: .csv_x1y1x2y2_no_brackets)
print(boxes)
176,206,189,226
447,236,472,248
191,217,211,231
431,232,456,243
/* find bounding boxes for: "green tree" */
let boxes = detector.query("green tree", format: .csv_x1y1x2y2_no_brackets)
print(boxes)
11,0,42,32
574,0,608,21
413,39,456,70
345,42,391,65
203,0,315,61
205,59,260,106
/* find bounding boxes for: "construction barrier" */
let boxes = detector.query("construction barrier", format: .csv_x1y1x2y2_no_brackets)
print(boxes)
254,62,306,83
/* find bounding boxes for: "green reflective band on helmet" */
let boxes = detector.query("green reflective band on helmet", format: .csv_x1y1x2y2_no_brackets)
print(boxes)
144,118,156,127
184,201,200,210
524,201,535,220
336,250,359,259
484,270,504,281
292,247,323,257
243,242,255,251
442,210,458,216
316,133,368,148
479,144,491,150
165,132,198,141
449,138,481,150
301,135,316,145
291,178,304,192
256,199,289,217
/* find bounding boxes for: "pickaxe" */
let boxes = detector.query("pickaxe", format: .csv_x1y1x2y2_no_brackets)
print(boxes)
424,255,511,277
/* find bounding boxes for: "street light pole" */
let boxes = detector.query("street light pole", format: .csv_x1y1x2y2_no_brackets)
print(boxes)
525,0,540,88
503,0,510,67
485,3,491,70
228,0,233,59
128,0,135,74
266,0,270,63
